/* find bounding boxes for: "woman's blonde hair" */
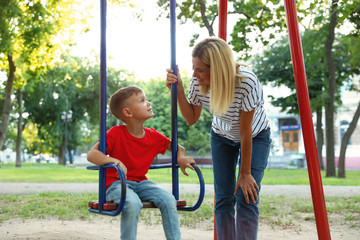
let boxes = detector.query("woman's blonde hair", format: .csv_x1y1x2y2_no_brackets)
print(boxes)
192,37,246,116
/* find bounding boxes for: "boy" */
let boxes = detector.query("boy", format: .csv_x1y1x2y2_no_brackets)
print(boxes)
87,85,195,240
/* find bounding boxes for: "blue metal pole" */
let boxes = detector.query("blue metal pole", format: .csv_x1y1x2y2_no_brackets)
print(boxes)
170,0,179,200
99,0,107,211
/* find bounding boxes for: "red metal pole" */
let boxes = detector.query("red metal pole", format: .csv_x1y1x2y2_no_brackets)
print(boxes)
216,1,228,239
284,1,331,239
218,0,227,40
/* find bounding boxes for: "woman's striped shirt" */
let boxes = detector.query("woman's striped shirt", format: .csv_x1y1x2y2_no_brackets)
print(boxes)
188,66,269,142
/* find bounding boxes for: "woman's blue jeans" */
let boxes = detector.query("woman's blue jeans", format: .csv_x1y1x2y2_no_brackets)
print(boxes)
106,180,181,240
211,128,271,240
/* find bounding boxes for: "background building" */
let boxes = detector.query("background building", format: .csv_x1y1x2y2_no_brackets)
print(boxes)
265,76,360,169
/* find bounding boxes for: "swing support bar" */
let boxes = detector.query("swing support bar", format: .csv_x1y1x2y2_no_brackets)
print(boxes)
284,1,331,239
170,0,179,202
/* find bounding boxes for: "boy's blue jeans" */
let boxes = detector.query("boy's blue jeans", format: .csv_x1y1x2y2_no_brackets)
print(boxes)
211,128,271,240
106,180,181,240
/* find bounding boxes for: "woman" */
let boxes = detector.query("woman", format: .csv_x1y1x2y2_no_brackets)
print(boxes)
165,37,271,240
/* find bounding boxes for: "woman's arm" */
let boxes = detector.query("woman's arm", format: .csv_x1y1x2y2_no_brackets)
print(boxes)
87,142,127,176
234,109,259,204
166,67,202,125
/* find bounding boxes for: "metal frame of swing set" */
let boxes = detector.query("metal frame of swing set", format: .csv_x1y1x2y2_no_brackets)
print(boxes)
87,0,205,217
88,0,332,239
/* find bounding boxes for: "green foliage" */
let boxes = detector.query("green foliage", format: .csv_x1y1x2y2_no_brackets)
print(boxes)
0,0,87,152
157,0,289,58
22,53,134,156
0,0,78,72
229,0,288,59
157,0,218,27
252,28,357,114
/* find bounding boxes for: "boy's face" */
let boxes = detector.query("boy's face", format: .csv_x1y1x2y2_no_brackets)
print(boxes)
127,90,154,120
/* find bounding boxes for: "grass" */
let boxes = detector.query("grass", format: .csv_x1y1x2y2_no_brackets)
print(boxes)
260,196,360,229
1,163,359,232
0,193,96,222
1,193,359,230
263,168,360,186
1,162,360,186
0,163,99,183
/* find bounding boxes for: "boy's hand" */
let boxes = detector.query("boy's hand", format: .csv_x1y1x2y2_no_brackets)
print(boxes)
177,156,195,176
112,158,127,179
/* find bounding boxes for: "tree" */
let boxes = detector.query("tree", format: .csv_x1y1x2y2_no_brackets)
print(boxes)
253,1,359,177
23,53,135,164
157,0,292,58
338,102,360,178
324,0,338,177
15,90,23,167
336,2,360,177
0,0,83,166
324,0,360,177
252,28,354,170
1,0,53,149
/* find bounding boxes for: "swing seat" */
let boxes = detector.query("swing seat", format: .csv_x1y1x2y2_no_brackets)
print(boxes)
87,162,205,216
88,200,187,210
141,200,187,208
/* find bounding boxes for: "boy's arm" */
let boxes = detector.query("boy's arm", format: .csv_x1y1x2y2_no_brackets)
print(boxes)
167,142,195,176
87,142,127,177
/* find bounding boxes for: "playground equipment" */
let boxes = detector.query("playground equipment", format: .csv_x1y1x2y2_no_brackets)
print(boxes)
284,1,331,239
88,0,331,239
87,0,205,217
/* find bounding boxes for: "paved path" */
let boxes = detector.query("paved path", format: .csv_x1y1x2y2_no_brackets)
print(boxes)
1,183,360,198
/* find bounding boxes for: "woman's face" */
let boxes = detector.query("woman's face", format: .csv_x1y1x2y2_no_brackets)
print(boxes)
192,57,210,86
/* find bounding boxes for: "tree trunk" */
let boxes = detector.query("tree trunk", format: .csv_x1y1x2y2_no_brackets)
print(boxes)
16,90,23,168
316,107,324,170
59,137,66,165
338,102,360,178
325,1,337,177
0,55,16,150
198,0,215,36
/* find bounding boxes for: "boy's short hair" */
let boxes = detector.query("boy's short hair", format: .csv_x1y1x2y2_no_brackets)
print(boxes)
109,85,143,121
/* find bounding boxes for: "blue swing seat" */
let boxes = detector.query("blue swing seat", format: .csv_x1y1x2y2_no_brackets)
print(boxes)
87,162,205,216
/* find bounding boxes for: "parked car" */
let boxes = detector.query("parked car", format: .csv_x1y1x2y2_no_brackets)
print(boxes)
33,154,57,164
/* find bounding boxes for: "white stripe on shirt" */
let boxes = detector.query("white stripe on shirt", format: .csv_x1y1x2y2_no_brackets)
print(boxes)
188,66,269,142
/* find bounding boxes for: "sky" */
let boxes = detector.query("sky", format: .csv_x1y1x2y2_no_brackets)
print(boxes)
71,0,209,81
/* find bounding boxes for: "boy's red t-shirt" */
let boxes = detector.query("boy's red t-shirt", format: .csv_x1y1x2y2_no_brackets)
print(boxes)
105,125,170,189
